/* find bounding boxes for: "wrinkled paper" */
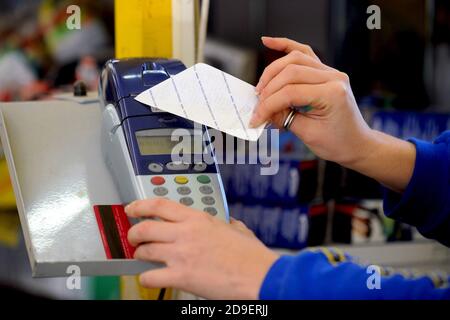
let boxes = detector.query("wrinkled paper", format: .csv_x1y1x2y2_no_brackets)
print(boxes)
135,63,266,141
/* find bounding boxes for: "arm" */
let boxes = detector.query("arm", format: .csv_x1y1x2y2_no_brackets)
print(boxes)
260,249,450,300
382,134,450,247
125,199,449,300
344,130,415,193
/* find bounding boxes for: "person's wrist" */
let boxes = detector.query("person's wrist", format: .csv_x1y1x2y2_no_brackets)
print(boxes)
338,127,380,172
240,250,279,300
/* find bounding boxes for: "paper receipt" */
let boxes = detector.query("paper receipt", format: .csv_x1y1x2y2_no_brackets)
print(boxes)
135,63,266,141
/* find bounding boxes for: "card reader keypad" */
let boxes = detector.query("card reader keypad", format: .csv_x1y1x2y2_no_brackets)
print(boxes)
145,172,225,219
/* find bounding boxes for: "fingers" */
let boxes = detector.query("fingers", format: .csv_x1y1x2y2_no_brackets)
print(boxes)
251,83,328,127
267,109,318,151
125,198,190,222
139,267,176,288
262,36,320,60
270,108,293,129
134,243,173,263
270,108,311,135
230,218,247,231
260,65,335,101
256,37,335,94
230,218,255,237
128,219,178,246
256,50,329,93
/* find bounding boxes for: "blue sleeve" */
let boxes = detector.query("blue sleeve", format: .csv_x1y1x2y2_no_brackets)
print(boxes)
259,248,450,300
383,131,450,247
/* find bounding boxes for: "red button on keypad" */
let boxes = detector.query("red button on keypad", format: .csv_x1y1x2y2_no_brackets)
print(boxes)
151,176,165,185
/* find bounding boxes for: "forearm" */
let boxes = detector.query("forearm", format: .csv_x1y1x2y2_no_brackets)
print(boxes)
260,249,450,299
342,129,416,193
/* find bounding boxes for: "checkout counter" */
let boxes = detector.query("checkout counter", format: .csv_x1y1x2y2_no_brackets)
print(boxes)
0,58,228,277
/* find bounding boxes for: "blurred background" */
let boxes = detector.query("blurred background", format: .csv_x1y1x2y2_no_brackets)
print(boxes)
0,0,449,299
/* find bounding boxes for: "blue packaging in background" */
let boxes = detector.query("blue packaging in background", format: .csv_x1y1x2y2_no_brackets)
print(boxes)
370,110,450,141
217,130,314,249
229,203,309,249
219,160,301,206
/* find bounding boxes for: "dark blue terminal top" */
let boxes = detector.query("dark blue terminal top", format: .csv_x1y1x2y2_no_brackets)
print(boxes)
101,58,185,119
260,132,450,300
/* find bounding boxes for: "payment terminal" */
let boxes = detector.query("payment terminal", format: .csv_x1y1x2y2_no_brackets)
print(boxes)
99,58,229,221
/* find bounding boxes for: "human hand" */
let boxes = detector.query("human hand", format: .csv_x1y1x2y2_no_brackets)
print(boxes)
125,198,279,300
250,36,375,168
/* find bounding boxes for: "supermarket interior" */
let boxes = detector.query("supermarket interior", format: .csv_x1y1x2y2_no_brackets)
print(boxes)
0,0,449,300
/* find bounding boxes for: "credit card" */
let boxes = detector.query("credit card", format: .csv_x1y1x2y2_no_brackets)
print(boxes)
94,205,136,259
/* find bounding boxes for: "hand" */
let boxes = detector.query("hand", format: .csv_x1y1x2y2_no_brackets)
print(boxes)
250,36,373,167
125,198,279,300
250,36,415,192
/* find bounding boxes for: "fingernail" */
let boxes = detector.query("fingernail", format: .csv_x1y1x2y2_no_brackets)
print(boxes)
255,81,262,92
249,112,261,128
124,201,134,214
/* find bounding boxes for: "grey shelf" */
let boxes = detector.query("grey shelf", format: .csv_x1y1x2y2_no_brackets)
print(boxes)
275,240,450,272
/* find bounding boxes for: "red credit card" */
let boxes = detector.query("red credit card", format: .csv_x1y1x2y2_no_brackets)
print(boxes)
94,205,136,259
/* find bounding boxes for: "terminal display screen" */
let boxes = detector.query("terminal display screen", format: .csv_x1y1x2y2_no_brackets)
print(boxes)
136,130,203,155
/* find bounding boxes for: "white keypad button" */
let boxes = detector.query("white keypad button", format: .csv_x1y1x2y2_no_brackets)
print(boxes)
166,162,190,171
177,186,192,195
199,185,213,195
153,187,168,196
201,196,215,205
179,197,194,206
148,163,164,173
204,207,218,216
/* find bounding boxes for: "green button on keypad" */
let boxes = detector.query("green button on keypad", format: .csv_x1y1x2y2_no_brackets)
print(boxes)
197,175,211,184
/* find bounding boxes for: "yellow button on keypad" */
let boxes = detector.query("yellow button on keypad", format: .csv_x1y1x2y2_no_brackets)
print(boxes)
174,176,189,185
